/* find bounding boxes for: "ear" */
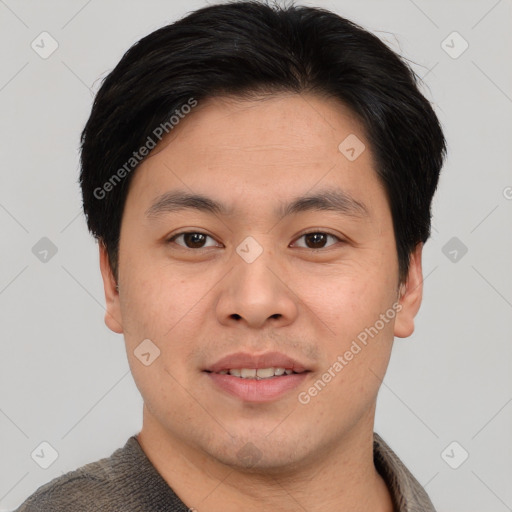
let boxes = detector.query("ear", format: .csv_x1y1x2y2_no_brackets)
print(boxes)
394,243,423,338
99,242,124,334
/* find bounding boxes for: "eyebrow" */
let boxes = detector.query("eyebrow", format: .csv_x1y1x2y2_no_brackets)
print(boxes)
145,187,368,220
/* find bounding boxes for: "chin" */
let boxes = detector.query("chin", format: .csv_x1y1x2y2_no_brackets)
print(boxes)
204,430,315,473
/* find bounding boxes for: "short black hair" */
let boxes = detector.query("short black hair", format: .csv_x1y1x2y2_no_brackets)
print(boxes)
80,0,446,283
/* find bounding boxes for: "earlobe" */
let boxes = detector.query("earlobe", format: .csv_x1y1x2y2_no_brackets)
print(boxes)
393,244,423,338
98,242,124,334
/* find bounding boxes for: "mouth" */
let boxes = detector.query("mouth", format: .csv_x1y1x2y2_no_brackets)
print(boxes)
204,367,304,379
203,351,311,402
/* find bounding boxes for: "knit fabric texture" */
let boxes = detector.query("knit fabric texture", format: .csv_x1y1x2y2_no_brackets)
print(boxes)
14,433,436,511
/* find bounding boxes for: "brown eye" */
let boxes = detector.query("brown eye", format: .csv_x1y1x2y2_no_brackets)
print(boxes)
168,232,219,249
293,232,341,250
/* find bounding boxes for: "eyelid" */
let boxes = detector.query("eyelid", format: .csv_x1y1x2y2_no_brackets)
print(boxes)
167,230,221,249
290,229,345,249
166,229,346,250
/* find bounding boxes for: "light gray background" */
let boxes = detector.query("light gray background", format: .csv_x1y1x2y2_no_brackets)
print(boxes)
1,0,511,511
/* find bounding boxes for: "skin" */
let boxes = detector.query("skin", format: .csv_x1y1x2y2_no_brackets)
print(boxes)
99,93,423,512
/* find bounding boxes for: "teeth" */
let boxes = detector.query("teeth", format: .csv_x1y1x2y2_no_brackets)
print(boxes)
256,367,274,379
220,367,295,379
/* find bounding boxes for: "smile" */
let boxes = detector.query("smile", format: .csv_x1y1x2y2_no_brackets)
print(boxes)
214,367,302,379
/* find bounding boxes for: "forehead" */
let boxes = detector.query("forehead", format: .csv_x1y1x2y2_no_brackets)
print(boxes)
125,92,387,218
164,92,367,157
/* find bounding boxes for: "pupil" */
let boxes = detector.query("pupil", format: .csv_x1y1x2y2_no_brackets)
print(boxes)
182,233,327,249
185,233,205,248
306,233,326,249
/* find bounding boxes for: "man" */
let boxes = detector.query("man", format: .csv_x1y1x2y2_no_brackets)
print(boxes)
15,1,446,510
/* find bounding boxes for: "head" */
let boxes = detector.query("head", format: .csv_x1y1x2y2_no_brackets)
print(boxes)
80,1,445,471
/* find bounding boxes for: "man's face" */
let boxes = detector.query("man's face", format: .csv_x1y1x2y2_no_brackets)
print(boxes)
101,93,420,470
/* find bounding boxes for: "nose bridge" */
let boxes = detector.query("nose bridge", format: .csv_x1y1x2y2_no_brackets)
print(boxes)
235,233,273,266
215,234,297,328
232,234,282,299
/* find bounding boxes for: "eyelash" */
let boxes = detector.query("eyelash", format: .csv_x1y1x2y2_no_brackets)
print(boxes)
166,230,345,251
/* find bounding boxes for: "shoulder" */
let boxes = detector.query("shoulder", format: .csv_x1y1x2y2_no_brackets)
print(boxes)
373,432,437,511
14,437,141,512
14,436,188,512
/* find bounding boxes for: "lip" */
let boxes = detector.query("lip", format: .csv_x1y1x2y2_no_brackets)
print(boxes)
206,371,309,402
204,351,309,373
203,351,311,403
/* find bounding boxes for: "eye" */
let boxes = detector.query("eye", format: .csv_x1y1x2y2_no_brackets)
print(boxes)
167,231,221,249
167,230,344,251
291,231,342,250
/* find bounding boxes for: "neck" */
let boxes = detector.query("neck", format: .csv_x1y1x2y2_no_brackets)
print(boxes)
137,405,394,512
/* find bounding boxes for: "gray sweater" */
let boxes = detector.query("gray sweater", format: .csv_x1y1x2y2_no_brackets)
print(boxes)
14,433,436,511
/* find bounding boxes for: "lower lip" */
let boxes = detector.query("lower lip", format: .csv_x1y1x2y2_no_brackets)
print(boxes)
206,372,309,402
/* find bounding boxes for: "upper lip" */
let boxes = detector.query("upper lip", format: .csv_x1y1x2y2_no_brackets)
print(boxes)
204,351,310,373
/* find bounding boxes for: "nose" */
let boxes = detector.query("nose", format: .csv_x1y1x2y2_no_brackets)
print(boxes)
215,241,299,330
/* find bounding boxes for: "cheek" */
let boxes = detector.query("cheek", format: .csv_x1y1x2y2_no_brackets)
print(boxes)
118,249,184,337
309,267,397,391
309,265,396,334
117,255,209,376
117,267,201,416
